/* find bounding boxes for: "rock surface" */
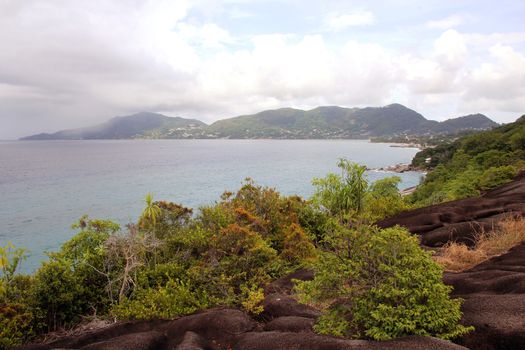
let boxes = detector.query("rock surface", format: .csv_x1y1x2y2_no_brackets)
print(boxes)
444,243,525,350
377,174,525,247
378,176,525,350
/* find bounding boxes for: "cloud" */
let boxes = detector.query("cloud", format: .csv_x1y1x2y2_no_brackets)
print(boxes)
425,14,467,29
324,11,375,31
462,44,525,114
177,22,235,49
0,1,524,138
400,30,467,95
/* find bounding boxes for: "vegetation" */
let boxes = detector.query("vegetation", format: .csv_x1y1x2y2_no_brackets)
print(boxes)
22,104,496,140
0,161,470,348
295,225,472,340
311,159,409,224
435,215,525,272
409,115,525,206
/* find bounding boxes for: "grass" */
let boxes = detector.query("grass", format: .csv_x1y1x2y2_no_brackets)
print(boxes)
434,215,525,272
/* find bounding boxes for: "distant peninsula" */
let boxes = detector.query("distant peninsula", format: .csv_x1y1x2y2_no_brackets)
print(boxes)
20,103,498,140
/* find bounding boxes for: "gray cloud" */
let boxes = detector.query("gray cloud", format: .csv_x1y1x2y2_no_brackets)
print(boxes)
1,1,524,139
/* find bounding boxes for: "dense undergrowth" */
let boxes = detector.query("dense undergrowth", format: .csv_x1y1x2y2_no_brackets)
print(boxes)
409,115,525,206
0,159,473,348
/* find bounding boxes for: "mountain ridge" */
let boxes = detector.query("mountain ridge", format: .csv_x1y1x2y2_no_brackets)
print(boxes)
20,104,498,140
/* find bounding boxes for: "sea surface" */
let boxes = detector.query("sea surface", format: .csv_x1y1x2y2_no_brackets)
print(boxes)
0,139,423,272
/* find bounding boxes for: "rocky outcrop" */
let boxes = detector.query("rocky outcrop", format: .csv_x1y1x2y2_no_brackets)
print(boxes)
19,312,467,350
233,332,467,350
444,243,525,350
377,174,525,247
377,176,525,349
19,281,467,350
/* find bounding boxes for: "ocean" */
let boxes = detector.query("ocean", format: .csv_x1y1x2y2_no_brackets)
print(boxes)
0,139,423,272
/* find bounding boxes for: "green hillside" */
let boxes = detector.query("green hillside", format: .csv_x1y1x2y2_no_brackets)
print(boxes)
20,104,497,140
207,104,496,139
409,115,525,205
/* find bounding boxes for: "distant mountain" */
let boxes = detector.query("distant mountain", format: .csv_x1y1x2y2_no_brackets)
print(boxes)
434,114,497,133
206,104,497,139
21,112,207,140
20,105,498,140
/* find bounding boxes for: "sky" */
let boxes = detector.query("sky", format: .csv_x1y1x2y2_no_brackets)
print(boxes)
1,0,524,139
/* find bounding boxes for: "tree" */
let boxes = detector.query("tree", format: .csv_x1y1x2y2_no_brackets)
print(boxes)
139,193,161,230
312,159,368,223
295,224,472,340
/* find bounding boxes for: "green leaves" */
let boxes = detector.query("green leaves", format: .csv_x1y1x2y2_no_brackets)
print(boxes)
410,116,525,206
311,159,368,222
296,224,472,340
139,193,162,229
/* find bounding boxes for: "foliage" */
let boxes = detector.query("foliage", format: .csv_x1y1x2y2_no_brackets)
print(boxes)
312,159,368,221
280,223,317,263
240,285,265,315
363,177,410,221
111,278,211,320
295,224,472,340
2,161,476,345
0,244,35,348
139,193,161,230
103,225,161,303
478,165,518,190
410,116,525,205
313,306,350,337
312,160,409,224
33,217,119,331
0,243,26,298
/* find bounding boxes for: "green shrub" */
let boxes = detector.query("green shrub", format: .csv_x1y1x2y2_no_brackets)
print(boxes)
311,159,368,222
280,223,317,264
363,177,410,221
0,302,36,349
111,278,212,320
478,165,517,190
296,225,472,340
313,306,350,337
0,244,37,348
33,217,119,330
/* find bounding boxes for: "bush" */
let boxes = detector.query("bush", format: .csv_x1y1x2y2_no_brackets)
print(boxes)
363,177,410,221
0,244,38,348
111,278,212,320
33,217,119,330
311,159,368,222
295,225,472,340
478,165,517,190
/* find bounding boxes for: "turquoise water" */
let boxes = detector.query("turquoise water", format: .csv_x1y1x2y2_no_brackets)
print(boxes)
0,139,423,272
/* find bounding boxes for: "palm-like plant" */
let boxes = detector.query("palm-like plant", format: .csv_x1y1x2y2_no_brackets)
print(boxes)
140,193,161,229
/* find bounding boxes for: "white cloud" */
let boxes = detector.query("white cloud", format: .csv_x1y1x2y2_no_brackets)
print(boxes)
324,11,375,31
177,22,234,49
462,44,525,114
400,30,467,95
425,14,466,29
1,1,524,138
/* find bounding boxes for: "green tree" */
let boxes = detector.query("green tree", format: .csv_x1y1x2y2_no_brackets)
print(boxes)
139,193,161,230
312,159,368,222
0,243,26,298
295,224,472,340
33,217,119,330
